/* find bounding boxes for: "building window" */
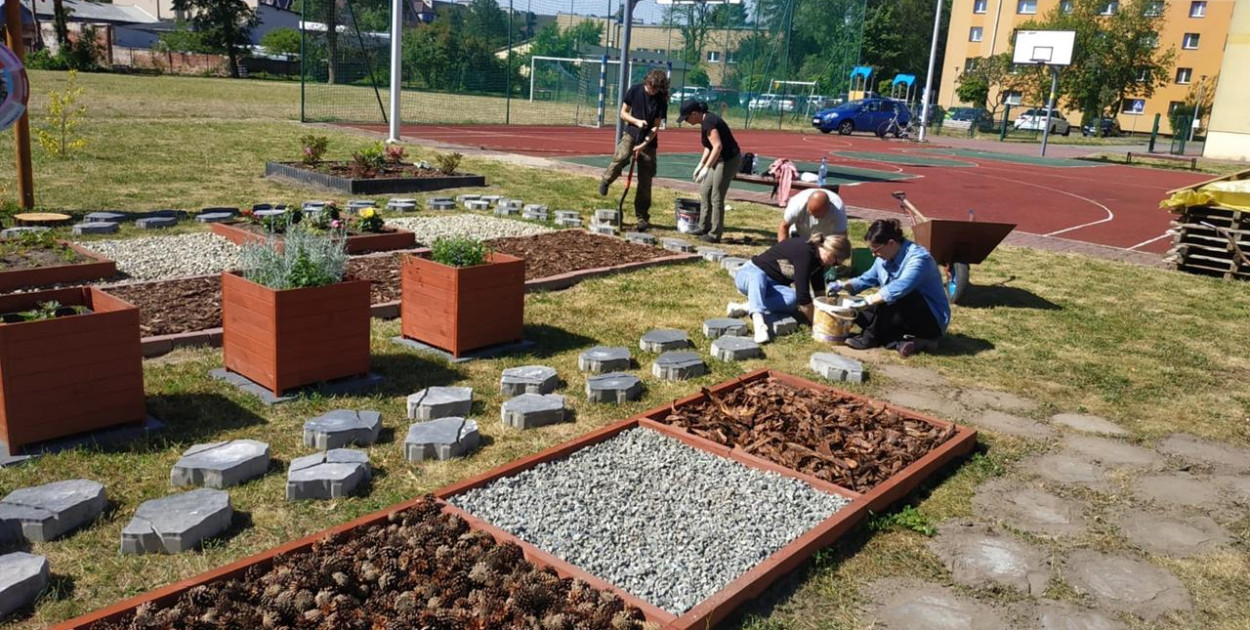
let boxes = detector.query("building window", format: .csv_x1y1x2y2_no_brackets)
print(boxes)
1142,33,1159,48
1183,33,1200,49
1168,101,1185,115
726,51,736,64
974,0,988,13
1144,1,1164,16
1060,0,1074,13
1003,90,1022,106
970,27,983,42
964,57,979,72
1136,68,1150,81
1176,67,1193,84
1190,1,1206,17
1017,0,1037,15
1099,1,1119,15
706,51,720,63
1122,99,1146,114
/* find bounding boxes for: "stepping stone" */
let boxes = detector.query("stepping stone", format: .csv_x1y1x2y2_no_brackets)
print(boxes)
1132,472,1222,509
479,195,502,205
494,206,520,216
1156,433,1250,472
1215,475,1250,505
404,417,480,462
929,520,1050,594
466,200,490,211
868,578,1008,630
712,336,763,362
809,352,865,383
652,351,708,381
0,552,50,619
303,409,382,450
769,316,799,336
640,329,691,353
522,210,549,221
72,222,119,235
169,440,270,489
194,212,235,224
500,365,558,396
136,216,177,229
121,488,232,554
973,479,1088,538
660,238,695,253
972,410,1055,440
85,211,127,223
723,258,747,278
301,201,329,209
1020,452,1112,490
1037,601,1128,630
0,479,107,543
499,199,523,210
555,217,582,227
590,224,618,236
879,364,948,388
501,394,567,429
1051,413,1129,436
702,317,748,339
958,388,1039,413
429,198,455,211
1115,509,1230,558
586,373,643,403
346,200,374,211
594,209,618,224
1064,550,1191,620
456,194,481,203
552,209,576,220
386,198,418,211
0,227,48,239
578,346,631,373
697,247,727,262
624,232,656,246
407,386,473,420
286,449,371,501
1064,435,1162,468
882,387,965,419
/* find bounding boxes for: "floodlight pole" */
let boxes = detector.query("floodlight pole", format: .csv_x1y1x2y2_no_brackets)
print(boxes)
1039,64,1058,157
613,0,638,146
386,0,402,142
918,0,943,142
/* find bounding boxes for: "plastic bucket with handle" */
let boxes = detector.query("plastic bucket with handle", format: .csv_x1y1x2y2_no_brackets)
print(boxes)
675,198,701,234
812,296,857,344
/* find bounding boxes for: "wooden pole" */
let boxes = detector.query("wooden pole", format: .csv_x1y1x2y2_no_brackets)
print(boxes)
4,0,34,208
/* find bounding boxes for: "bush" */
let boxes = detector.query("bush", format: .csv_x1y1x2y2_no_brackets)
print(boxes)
260,27,301,57
350,142,387,178
356,207,384,233
430,236,489,268
433,151,462,175
300,135,329,165
384,143,406,164
239,224,348,290
34,70,88,159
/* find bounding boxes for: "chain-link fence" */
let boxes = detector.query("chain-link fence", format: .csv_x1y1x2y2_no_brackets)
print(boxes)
299,0,865,130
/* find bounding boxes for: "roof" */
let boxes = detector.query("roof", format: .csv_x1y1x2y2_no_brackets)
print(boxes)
32,0,157,24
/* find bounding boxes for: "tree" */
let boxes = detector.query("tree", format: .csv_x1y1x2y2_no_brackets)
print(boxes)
171,0,259,78
156,21,212,54
687,66,710,87
52,0,70,49
299,0,340,84
464,0,507,48
261,27,302,57
955,53,1018,115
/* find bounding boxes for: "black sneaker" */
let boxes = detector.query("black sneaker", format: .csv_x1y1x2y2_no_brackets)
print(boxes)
598,181,610,196
635,219,651,232
844,335,876,350
700,234,721,243
688,229,707,236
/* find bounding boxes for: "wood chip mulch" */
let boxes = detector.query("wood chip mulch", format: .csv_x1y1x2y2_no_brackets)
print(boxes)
486,231,673,281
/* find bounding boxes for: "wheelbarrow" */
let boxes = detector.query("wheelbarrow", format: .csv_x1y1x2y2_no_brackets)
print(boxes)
891,191,1015,304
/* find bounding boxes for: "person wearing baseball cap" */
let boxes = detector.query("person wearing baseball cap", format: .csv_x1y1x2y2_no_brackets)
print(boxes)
680,99,741,243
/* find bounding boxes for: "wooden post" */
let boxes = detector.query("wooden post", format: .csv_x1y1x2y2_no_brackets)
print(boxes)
3,0,34,208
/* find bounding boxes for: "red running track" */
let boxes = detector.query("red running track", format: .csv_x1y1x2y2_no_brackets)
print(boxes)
356,123,1209,254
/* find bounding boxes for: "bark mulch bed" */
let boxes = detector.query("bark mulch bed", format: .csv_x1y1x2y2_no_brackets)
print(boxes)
656,377,958,493
87,496,647,630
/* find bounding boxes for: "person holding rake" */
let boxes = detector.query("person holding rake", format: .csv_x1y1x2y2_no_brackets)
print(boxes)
599,69,670,232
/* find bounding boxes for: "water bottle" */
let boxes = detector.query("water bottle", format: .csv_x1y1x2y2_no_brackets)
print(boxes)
818,156,828,187
968,209,976,222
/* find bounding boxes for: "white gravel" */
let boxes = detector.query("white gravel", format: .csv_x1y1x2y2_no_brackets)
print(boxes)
448,428,850,615
76,233,241,281
387,214,554,245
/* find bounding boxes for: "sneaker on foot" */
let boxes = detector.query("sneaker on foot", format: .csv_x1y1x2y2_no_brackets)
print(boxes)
598,181,610,196
726,302,748,318
844,335,876,350
752,313,770,344
898,337,937,358
688,229,707,236
700,234,721,243
635,219,651,232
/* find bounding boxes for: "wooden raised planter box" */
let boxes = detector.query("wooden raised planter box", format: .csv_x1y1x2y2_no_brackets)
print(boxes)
401,252,525,357
211,222,416,255
265,161,487,195
46,370,976,630
220,272,371,396
0,242,117,293
0,287,145,456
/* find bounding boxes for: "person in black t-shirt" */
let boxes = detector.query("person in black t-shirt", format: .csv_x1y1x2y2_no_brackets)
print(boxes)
726,233,850,344
680,99,742,243
598,68,669,232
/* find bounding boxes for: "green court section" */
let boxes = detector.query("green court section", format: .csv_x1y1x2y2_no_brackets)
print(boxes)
562,153,914,193
921,148,1106,168
835,151,976,168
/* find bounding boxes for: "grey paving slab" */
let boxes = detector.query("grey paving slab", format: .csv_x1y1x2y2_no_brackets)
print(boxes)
722,257,747,278
499,199,524,210
578,346,632,373
522,210,549,221
72,222,119,235
973,479,1088,538
652,351,708,381
391,336,535,363
429,200,456,211
85,211,128,223
702,318,748,339
346,200,374,210
660,238,696,253
456,194,481,203
478,195,502,204
594,209,618,224
209,368,382,405
882,387,965,419
0,552,49,620
697,247,727,262
1156,433,1250,472
286,449,371,500
809,352,866,383
0,479,106,543
303,409,382,450
1037,601,1128,630
406,386,473,420
501,394,567,429
1020,452,1112,491
972,410,1055,440
711,336,763,362
878,364,947,387
170,439,270,489
121,488,233,554
404,418,480,462
1064,551,1191,620
135,216,178,229
466,200,490,211
194,212,236,224
1051,413,1129,436
494,206,520,216
590,223,618,236
768,315,799,336
1115,509,1231,558
553,210,577,220
1064,435,1163,469
624,232,656,246
500,366,559,396
0,227,48,239
929,520,1050,594
957,388,1040,413
1132,472,1222,509
586,372,644,403
555,217,582,227
639,329,691,353
1215,475,1250,505
867,579,1009,630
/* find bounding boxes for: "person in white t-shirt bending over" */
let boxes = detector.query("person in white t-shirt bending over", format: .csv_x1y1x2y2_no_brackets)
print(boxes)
777,189,847,242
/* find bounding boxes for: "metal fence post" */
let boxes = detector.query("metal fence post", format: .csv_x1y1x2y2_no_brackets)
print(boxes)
1148,113,1160,153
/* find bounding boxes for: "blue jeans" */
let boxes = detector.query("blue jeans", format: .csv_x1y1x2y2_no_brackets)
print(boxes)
734,262,797,316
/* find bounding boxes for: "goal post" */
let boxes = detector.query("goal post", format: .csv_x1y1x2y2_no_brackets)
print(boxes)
769,79,820,117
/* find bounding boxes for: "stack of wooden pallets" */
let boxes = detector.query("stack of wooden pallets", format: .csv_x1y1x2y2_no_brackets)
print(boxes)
1164,169,1250,281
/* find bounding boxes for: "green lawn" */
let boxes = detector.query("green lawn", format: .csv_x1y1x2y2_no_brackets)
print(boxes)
1,70,1248,630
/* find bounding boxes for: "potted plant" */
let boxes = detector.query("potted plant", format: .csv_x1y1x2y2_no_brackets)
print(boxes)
401,236,525,358
0,287,145,456
221,223,371,396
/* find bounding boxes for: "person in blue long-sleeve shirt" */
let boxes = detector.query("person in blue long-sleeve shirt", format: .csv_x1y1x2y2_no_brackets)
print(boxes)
828,219,950,358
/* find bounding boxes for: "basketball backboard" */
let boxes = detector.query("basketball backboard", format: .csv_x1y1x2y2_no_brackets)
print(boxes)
1012,30,1075,66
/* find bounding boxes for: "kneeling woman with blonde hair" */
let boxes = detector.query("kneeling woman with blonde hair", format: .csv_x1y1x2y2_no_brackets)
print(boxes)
728,233,851,344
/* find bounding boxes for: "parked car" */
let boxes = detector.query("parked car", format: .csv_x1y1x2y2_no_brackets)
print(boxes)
1014,108,1071,135
748,93,779,110
669,86,710,103
776,97,798,112
811,98,912,135
946,107,997,131
1082,117,1123,137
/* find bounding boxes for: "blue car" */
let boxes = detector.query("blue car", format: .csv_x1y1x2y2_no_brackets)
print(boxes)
811,98,912,135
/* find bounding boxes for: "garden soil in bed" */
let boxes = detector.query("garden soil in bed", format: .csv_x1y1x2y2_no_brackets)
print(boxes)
486,230,672,281
287,162,469,180
1,243,90,270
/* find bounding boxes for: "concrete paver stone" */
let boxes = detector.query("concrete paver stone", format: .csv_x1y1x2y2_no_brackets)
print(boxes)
406,386,473,420
877,364,947,387
0,480,106,543
578,346,632,373
1133,472,1223,509
1064,550,1191,620
170,440,270,488
867,578,1011,630
286,449,371,500
303,409,382,450
121,488,233,554
1020,452,1112,491
702,318,748,339
697,247,726,262
958,388,1039,413
72,222,120,235
1051,413,1129,436
500,365,559,396
809,352,866,383
1064,435,1163,469
929,520,1051,594
712,336,763,362
1037,600,1128,630
1156,434,1250,472
1215,475,1250,505
972,479,1088,538
585,373,644,403
0,552,49,619
1116,509,1231,557
652,351,708,381
882,387,965,420
404,418,480,462
639,329,691,353
501,394,567,429
972,410,1055,440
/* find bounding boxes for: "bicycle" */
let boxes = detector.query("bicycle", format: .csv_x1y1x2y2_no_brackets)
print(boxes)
876,113,919,140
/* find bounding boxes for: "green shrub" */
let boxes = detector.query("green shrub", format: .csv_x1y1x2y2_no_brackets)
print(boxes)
433,151,462,175
239,225,347,290
350,142,387,178
300,135,329,165
430,236,489,268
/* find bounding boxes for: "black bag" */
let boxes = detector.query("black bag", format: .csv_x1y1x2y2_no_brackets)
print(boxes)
739,152,756,175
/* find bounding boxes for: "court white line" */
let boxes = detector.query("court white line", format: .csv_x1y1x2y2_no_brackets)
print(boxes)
1127,232,1172,251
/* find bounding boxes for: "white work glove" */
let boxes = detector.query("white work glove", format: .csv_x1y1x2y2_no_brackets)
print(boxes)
865,292,887,306
693,166,709,183
826,280,843,295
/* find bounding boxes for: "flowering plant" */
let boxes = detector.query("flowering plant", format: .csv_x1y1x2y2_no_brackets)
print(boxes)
357,207,384,233
384,143,406,164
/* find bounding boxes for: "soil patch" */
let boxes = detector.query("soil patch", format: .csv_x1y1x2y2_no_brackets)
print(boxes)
0,239,89,271
487,230,671,281
654,377,957,493
287,161,467,180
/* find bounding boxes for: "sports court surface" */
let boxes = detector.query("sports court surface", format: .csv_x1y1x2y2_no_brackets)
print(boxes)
359,123,1212,255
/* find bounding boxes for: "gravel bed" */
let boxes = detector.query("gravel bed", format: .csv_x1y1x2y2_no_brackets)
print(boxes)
76,234,241,281
448,428,850,615
387,214,554,245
